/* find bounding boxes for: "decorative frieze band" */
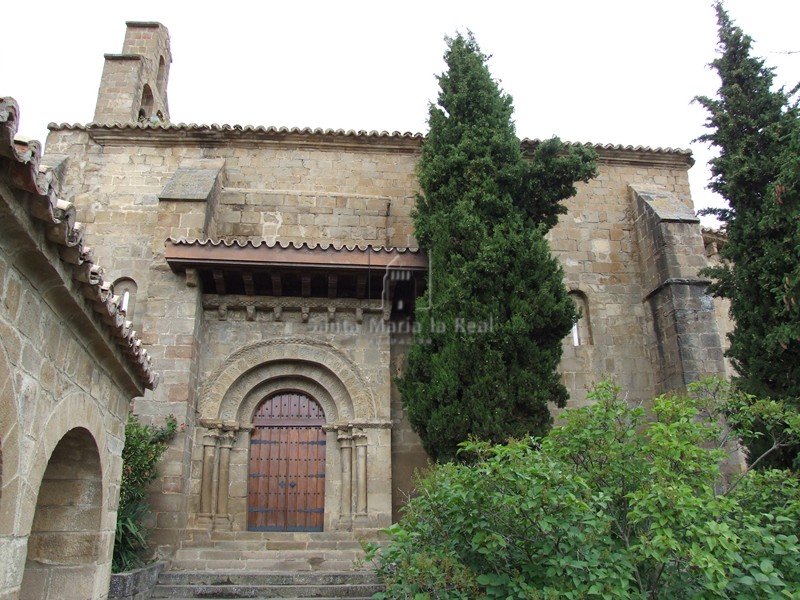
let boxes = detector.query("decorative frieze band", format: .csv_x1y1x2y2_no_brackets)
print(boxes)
202,295,388,322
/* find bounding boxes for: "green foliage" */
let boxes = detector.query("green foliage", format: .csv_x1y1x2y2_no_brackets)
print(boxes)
695,2,800,468
368,379,800,598
397,32,597,462
112,414,177,573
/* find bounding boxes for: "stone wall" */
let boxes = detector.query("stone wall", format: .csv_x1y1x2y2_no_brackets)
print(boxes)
44,126,427,549
631,186,726,393
38,18,730,554
0,99,154,599
44,122,723,535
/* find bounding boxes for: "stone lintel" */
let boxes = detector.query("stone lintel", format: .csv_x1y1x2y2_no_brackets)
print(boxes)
324,421,392,432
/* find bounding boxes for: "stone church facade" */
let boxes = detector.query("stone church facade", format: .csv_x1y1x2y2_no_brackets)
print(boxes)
2,20,731,591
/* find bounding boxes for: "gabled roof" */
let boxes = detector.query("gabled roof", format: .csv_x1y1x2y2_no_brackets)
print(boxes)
0,97,158,390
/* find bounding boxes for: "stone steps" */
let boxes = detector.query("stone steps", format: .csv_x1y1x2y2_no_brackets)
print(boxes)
169,531,375,572
151,570,383,599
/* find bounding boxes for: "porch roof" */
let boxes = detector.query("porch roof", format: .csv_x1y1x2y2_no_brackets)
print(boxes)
164,238,427,303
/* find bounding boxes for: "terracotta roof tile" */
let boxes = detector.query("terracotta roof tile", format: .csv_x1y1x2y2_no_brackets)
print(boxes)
48,121,691,157
50,121,426,140
168,237,422,253
1,97,157,390
165,238,427,271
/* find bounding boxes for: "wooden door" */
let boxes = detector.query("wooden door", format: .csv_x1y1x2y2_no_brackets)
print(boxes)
248,392,326,532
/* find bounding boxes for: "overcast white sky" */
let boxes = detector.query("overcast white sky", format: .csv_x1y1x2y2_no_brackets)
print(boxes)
4,1,800,224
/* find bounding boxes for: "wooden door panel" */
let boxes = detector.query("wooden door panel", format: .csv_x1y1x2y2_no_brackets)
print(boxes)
248,393,326,532
248,426,287,531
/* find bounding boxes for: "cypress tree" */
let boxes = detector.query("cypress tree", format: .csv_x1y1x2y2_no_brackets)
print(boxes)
397,33,596,462
696,3,800,468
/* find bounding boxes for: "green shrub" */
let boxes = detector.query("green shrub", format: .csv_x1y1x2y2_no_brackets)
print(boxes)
368,379,800,598
112,414,177,573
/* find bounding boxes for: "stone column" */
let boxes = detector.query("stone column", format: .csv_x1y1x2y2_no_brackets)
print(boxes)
338,429,353,527
216,430,236,516
354,429,368,515
199,428,220,516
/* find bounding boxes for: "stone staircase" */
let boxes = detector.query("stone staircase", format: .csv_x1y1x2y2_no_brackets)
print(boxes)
151,571,383,599
150,531,384,599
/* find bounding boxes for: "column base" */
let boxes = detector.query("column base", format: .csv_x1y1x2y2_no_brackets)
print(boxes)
336,515,353,531
192,513,232,531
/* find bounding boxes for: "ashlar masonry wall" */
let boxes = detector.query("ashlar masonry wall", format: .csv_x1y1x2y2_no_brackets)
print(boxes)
43,124,727,532
44,126,425,545
0,203,130,599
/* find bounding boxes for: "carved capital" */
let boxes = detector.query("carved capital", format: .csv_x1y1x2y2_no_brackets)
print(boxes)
219,430,237,449
202,428,221,446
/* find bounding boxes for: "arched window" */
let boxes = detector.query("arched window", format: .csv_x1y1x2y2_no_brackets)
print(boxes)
139,84,154,120
568,291,592,346
113,277,138,323
157,56,167,93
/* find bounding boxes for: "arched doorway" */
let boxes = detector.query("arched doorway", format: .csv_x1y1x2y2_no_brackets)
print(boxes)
20,427,103,599
248,392,326,532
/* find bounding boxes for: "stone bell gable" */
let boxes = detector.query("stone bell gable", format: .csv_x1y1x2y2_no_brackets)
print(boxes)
94,22,171,124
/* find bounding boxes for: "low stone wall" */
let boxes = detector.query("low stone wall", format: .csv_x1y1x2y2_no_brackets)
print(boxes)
108,562,166,600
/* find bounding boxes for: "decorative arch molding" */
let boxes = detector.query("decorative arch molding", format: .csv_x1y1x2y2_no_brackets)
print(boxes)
235,372,339,425
20,392,112,534
202,338,377,425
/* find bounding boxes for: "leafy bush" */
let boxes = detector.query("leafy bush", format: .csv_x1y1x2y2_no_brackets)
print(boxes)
368,380,800,598
112,414,177,573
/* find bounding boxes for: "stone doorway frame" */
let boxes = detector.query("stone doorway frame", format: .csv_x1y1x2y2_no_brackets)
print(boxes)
192,338,392,533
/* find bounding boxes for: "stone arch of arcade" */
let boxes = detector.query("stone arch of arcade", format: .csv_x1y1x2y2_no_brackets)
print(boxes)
17,393,116,600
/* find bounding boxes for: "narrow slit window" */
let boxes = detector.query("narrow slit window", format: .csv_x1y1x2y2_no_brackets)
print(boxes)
568,291,592,346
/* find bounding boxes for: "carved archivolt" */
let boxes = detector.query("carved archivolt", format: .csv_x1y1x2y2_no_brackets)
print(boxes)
201,337,377,424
